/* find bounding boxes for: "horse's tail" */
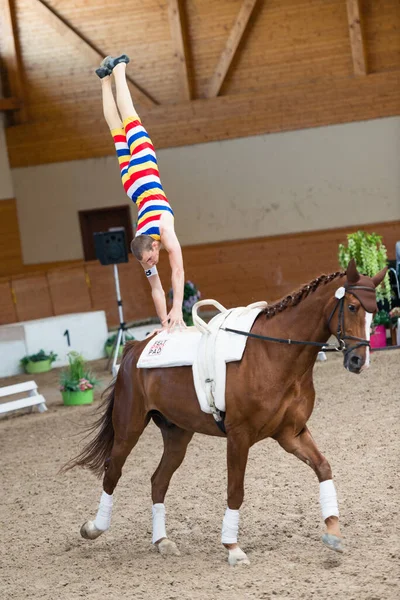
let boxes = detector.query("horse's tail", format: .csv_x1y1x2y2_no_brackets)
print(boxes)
60,381,116,478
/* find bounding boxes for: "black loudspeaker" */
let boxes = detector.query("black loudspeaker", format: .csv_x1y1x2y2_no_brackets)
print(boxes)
94,230,129,265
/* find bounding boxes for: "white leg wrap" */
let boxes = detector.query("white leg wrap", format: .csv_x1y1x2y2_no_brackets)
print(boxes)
152,503,167,544
94,491,113,531
221,508,239,544
319,480,339,520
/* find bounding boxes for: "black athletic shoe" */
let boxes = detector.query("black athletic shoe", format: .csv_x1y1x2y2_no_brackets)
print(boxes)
95,66,111,79
101,54,130,71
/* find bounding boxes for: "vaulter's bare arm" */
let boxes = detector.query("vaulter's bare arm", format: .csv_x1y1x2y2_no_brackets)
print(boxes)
161,227,185,329
147,271,168,327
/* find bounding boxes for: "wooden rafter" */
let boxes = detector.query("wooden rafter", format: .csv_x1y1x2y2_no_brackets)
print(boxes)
167,0,191,102
206,0,259,99
34,0,156,109
346,0,367,76
0,0,28,122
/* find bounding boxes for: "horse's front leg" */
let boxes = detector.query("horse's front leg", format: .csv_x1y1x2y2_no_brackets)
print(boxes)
223,431,251,566
276,426,343,553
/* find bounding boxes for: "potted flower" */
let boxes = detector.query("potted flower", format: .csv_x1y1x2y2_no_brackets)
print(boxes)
20,349,57,374
338,231,391,304
104,332,134,358
59,351,98,406
168,281,201,326
371,310,390,349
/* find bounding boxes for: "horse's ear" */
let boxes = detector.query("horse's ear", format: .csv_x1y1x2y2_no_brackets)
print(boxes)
372,266,388,288
346,258,360,284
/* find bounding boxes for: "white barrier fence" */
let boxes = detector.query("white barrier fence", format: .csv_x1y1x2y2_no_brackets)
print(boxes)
0,380,47,416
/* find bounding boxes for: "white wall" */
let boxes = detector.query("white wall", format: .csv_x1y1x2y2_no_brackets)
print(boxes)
11,116,400,264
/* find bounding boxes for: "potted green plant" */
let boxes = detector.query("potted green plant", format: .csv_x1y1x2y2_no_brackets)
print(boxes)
104,332,135,358
168,280,201,326
59,351,98,406
338,231,391,303
338,231,392,349
20,349,57,374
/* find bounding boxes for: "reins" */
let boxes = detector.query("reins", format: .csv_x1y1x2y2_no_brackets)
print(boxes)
221,284,374,355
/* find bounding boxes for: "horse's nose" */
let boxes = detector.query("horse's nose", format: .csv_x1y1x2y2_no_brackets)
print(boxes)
349,354,363,371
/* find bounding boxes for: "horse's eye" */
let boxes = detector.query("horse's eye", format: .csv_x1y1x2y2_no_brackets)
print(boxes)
348,304,357,313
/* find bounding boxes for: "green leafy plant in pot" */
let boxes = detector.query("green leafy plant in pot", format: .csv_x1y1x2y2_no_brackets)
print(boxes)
338,231,391,348
104,332,135,358
59,351,98,406
338,231,391,304
20,349,57,374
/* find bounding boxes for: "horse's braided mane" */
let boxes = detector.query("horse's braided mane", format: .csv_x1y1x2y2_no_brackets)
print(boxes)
262,271,346,319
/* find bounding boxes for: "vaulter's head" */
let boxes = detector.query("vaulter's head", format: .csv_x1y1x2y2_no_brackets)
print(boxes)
131,235,160,267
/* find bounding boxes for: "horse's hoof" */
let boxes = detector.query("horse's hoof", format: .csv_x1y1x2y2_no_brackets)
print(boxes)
157,538,181,557
80,520,104,540
228,546,250,566
322,533,344,553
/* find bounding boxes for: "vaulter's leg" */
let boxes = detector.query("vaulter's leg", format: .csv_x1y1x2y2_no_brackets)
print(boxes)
222,431,251,565
276,426,343,553
150,422,193,556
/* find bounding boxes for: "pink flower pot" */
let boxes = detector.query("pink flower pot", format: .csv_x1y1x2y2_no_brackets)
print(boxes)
370,324,387,348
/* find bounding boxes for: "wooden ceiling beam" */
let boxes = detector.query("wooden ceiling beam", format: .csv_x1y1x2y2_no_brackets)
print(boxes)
167,0,191,102
346,0,367,76
206,0,259,99
34,0,156,109
0,0,28,122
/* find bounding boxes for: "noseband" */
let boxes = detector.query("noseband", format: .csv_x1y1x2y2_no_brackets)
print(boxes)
327,284,373,357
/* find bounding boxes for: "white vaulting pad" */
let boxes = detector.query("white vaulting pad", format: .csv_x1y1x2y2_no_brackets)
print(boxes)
137,327,202,368
137,300,267,416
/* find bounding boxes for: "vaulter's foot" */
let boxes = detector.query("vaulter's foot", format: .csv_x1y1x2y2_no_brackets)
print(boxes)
101,54,130,72
95,66,111,79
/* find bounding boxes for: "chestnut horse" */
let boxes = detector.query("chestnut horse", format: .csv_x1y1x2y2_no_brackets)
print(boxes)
65,260,386,565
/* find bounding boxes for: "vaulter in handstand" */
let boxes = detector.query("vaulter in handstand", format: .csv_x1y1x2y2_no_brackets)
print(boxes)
96,54,185,331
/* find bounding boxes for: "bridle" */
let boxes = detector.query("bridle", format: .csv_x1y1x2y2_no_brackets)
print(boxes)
222,283,374,355
326,284,373,356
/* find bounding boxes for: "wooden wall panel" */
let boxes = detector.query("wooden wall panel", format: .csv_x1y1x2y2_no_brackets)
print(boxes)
1,221,398,327
84,262,117,326
179,220,400,308
11,273,53,321
3,0,400,167
47,266,92,315
0,279,17,324
0,199,23,275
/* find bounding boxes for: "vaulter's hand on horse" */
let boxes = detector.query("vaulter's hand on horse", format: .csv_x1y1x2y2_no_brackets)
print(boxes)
164,308,186,332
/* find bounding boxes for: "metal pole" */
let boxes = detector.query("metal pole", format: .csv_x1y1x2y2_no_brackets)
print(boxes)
111,264,126,376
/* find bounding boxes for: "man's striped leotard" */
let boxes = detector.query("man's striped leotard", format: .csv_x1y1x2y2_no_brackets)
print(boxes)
111,115,174,241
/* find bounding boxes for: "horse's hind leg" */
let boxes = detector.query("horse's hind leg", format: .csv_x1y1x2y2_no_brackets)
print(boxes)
81,421,149,540
150,421,193,557
276,426,343,553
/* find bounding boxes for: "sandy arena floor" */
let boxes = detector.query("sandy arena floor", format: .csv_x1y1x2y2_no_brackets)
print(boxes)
0,351,399,600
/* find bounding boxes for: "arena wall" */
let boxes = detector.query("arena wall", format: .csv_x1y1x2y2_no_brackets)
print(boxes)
10,116,400,265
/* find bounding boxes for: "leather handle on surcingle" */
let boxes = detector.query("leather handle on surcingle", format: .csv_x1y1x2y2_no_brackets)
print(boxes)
192,299,228,334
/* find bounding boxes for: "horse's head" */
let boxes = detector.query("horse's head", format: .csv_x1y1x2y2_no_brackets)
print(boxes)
327,258,387,373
